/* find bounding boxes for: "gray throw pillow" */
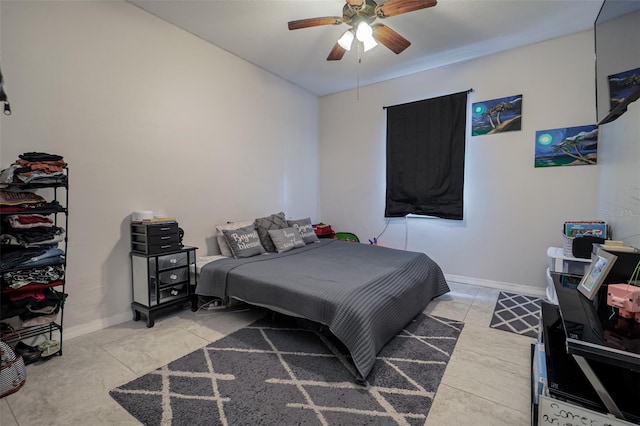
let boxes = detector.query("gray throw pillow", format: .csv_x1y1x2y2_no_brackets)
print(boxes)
222,225,265,258
254,212,288,253
215,220,255,257
287,218,319,244
268,227,306,253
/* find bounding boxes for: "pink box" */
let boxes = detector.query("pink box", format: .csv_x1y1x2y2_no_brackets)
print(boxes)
607,283,640,321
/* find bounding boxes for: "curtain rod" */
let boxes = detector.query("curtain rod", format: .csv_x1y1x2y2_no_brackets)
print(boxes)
382,88,474,110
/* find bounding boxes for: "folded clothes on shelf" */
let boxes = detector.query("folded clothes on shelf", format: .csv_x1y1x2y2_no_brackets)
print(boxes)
2,225,65,246
0,246,65,270
0,288,64,321
0,152,67,187
2,265,65,288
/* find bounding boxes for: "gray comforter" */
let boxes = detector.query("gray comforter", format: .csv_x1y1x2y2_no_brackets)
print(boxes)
197,239,449,381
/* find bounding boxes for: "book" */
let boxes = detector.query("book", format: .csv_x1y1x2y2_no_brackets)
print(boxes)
142,217,177,223
564,221,607,238
601,244,638,253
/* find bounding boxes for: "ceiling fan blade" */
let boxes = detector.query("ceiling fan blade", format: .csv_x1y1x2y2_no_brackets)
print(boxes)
372,24,411,54
288,17,343,30
376,0,437,18
327,43,347,61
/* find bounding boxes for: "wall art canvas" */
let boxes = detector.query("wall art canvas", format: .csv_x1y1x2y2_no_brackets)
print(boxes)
608,67,640,110
471,94,522,136
534,125,598,168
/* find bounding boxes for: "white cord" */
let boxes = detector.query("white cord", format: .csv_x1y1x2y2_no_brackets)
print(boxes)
371,217,408,250
404,216,408,251
375,219,390,240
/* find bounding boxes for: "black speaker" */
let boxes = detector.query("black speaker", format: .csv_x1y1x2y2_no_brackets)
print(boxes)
572,236,604,259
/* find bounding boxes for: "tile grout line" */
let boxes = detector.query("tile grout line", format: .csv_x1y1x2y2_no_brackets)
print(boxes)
438,383,532,417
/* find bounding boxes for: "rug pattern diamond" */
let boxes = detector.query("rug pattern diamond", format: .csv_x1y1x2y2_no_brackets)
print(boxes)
489,291,542,338
110,314,463,426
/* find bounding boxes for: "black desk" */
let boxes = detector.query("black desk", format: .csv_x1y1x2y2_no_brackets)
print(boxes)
550,272,640,422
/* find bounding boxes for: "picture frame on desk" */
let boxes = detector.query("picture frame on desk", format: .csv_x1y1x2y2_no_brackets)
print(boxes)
578,248,618,300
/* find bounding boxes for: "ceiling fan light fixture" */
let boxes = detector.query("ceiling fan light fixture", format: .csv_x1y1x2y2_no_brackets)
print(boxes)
287,0,438,61
355,21,377,51
338,29,355,51
355,21,373,42
362,36,378,52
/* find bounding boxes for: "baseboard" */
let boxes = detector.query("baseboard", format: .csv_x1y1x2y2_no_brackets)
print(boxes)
63,311,133,341
445,274,547,298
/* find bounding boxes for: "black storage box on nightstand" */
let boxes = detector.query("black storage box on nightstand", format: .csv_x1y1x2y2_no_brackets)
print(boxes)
131,222,181,254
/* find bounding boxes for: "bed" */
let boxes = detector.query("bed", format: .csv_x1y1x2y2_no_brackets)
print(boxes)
196,239,449,382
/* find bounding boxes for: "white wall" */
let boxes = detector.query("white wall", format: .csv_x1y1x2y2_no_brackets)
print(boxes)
595,7,640,248
597,103,640,247
0,1,319,338
319,31,600,291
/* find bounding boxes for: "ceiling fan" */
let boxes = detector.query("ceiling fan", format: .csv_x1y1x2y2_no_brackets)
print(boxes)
287,0,437,61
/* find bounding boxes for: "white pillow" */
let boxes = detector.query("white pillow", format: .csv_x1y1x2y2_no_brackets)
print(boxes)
215,220,254,256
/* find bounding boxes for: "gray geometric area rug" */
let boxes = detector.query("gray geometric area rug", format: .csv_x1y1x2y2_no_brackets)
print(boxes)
489,291,542,338
110,313,464,426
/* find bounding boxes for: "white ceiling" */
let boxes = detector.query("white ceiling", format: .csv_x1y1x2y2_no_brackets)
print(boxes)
128,0,604,96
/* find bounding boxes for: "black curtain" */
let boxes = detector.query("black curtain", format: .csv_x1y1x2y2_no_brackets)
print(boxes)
385,91,468,220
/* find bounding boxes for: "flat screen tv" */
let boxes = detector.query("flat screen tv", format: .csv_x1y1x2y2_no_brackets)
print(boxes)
595,0,640,125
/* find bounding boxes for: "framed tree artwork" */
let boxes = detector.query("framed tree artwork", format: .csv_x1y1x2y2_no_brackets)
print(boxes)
534,125,598,168
472,94,522,136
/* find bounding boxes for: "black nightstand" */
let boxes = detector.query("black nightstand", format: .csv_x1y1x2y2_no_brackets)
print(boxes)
130,246,198,327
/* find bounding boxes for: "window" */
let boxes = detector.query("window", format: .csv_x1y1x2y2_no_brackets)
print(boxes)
384,91,468,220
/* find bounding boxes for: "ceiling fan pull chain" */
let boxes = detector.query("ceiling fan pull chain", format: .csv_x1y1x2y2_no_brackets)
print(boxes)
357,42,362,101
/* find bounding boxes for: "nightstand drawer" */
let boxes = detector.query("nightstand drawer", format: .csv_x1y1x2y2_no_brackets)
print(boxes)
157,251,188,270
154,283,188,306
136,242,181,255
131,231,179,245
146,223,179,236
156,267,189,287
147,233,180,246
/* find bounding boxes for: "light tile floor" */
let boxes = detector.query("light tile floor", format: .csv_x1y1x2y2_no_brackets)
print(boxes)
1,282,537,425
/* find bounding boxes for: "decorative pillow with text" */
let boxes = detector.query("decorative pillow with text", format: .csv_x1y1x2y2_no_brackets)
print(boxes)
222,225,265,258
215,220,254,256
268,227,306,253
287,218,319,244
